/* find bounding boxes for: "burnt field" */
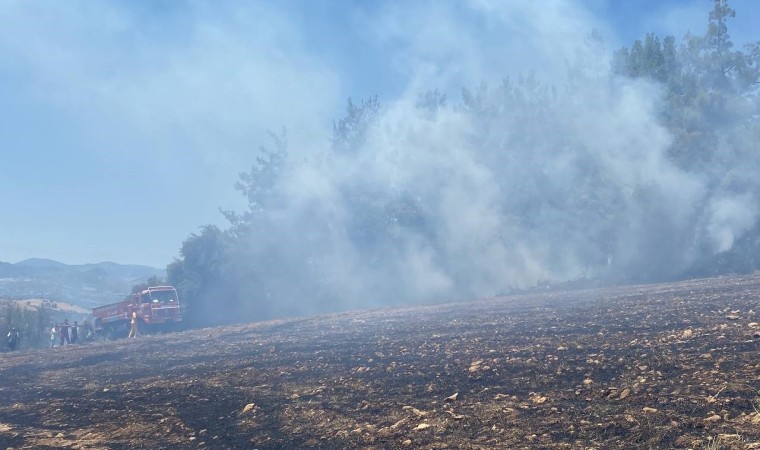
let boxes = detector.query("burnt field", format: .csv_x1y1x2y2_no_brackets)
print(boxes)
4,275,760,449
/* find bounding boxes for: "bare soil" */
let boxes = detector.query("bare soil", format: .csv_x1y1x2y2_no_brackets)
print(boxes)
4,274,760,449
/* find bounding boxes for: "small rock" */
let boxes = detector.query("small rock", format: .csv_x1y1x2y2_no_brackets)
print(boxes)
241,403,256,414
718,434,741,441
642,407,658,413
402,439,412,447
705,414,721,423
445,392,459,402
445,409,466,420
726,314,740,320
402,406,427,417
390,418,408,429
414,423,431,431
531,396,547,404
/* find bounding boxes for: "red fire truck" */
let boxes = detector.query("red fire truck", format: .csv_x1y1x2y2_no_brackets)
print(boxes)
92,286,182,339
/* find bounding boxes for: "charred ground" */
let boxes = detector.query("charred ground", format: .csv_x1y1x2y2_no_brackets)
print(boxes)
4,275,760,449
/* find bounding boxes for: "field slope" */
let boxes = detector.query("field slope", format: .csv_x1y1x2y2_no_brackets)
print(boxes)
3,275,760,449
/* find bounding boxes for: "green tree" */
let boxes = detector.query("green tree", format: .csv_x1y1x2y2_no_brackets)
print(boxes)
613,0,760,170
167,225,233,326
416,89,447,119
613,0,760,277
128,275,165,297
332,96,380,153
225,129,290,236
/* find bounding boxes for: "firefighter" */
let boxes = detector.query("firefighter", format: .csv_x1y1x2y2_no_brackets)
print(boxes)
7,327,19,351
128,310,138,338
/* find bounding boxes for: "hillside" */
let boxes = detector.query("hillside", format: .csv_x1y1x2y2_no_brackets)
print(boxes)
0,298,89,315
0,259,164,308
3,274,760,448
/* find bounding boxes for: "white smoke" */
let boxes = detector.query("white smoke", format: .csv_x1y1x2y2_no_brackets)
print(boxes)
705,195,758,253
246,0,759,309
2,0,758,314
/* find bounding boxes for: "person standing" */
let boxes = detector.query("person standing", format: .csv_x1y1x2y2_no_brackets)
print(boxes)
59,320,70,346
128,310,138,338
71,321,79,344
7,328,19,351
50,323,58,348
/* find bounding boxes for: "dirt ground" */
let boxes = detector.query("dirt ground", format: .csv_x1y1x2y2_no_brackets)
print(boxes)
4,274,760,449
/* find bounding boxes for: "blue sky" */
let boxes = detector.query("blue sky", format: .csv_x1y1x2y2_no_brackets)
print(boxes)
0,0,757,268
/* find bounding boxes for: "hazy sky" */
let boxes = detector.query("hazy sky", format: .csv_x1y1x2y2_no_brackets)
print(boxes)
1,0,758,268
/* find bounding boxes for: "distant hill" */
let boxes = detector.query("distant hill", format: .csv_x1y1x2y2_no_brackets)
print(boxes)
0,259,165,309
14,258,68,269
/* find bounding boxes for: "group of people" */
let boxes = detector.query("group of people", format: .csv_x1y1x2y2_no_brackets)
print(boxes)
5,313,138,351
4,319,97,352
49,319,94,347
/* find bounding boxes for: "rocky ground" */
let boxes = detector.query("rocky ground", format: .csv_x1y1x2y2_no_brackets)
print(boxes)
3,274,760,449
